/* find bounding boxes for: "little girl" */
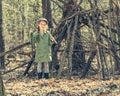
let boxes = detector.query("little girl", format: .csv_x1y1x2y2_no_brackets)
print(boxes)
29,18,54,79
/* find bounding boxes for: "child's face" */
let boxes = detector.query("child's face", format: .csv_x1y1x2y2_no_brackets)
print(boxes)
38,21,47,31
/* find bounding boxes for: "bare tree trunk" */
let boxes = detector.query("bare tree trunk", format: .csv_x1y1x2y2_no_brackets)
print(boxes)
0,1,5,69
0,72,5,96
42,0,53,28
0,0,5,95
67,16,78,79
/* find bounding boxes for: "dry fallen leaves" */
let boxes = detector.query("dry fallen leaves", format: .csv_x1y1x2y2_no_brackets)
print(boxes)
2,63,120,96
3,74,120,96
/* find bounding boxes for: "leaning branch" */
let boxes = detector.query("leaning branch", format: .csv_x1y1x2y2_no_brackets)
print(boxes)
0,42,31,57
2,60,30,75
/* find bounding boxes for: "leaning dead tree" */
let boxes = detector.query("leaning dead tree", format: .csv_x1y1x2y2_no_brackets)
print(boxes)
51,0,120,79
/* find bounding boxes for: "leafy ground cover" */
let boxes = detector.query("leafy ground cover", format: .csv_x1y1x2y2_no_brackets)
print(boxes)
2,63,120,96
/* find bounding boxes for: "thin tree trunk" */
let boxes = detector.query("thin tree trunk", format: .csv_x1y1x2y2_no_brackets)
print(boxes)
0,2,5,68
67,16,78,79
0,0,5,95
42,0,53,28
57,20,73,79
0,72,5,96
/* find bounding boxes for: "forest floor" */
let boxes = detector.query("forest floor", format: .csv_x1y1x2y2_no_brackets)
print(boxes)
2,61,120,96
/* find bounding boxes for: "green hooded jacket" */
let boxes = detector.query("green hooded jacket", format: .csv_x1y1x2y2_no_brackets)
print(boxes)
30,31,52,62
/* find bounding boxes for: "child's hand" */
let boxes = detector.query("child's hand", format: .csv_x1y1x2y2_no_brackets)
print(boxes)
50,37,54,42
29,28,33,34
